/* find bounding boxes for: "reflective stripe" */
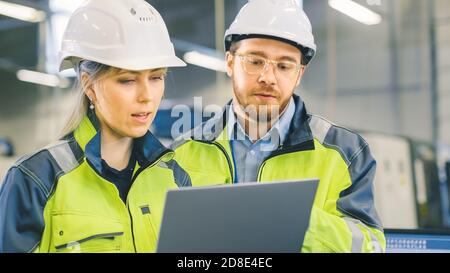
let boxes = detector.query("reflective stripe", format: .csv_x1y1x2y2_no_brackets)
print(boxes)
171,133,191,150
345,217,384,253
344,217,364,253
157,160,192,187
309,115,332,144
165,160,192,187
353,217,384,253
47,141,80,174
369,231,383,253
158,161,168,168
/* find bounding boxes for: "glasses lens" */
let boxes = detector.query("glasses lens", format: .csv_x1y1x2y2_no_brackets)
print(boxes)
277,62,297,76
242,55,266,75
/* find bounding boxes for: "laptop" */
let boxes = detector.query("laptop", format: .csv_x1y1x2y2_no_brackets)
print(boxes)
156,179,319,253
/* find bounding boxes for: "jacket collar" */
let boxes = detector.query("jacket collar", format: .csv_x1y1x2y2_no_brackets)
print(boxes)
284,94,314,147
74,109,173,174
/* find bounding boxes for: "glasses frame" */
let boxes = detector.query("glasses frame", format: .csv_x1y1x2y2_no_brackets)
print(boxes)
233,53,304,78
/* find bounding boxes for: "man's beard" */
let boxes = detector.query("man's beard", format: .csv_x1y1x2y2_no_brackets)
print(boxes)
231,81,289,142
231,80,286,124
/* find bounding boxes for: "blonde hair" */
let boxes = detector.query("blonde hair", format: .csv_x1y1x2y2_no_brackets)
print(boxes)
59,61,121,138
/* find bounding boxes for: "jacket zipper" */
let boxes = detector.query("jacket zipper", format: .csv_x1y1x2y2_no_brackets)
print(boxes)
194,140,234,183
127,150,173,253
85,158,139,252
257,140,315,181
211,141,235,183
130,150,172,183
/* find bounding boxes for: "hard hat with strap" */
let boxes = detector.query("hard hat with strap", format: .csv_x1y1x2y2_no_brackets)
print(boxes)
58,0,186,71
224,0,316,65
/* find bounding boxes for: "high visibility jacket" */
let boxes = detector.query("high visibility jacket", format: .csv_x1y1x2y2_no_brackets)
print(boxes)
172,95,385,253
0,113,191,253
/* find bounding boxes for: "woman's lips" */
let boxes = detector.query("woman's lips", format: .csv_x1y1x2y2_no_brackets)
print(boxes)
131,112,151,123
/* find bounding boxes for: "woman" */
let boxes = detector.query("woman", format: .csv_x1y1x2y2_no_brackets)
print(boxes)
0,0,189,253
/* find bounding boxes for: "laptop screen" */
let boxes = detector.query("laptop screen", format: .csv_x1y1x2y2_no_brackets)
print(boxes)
157,179,319,253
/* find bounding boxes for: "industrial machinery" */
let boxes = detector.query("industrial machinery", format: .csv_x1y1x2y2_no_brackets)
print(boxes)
410,141,442,228
361,133,418,229
361,132,444,230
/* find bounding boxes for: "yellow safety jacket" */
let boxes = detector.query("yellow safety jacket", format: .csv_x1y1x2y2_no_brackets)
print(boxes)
0,112,191,253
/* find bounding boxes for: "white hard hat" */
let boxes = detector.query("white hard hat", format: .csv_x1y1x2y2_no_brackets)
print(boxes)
58,0,186,72
224,0,316,65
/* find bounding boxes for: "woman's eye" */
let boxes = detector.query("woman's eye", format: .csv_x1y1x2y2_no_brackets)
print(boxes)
118,79,135,84
150,75,165,81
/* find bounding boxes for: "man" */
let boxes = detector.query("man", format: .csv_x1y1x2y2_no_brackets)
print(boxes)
172,0,385,253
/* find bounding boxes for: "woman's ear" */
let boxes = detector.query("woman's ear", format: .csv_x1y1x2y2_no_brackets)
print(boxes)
81,72,96,103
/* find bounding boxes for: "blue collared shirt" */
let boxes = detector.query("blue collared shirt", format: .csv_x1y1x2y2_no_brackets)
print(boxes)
228,97,296,183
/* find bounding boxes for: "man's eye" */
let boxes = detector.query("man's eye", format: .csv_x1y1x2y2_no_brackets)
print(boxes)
278,62,296,71
248,58,264,66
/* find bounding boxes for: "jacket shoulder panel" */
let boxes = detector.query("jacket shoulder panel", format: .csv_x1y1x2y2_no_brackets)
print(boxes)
309,114,368,167
14,138,84,196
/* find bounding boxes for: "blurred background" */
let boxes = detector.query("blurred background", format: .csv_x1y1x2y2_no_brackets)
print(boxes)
0,0,450,251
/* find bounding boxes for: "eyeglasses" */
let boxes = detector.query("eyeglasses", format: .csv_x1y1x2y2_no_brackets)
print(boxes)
234,53,303,78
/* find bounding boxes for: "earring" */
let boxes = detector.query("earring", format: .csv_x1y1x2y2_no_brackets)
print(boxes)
89,100,94,110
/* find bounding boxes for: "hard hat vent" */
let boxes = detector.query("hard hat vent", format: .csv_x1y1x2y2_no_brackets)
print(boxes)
130,5,156,23
139,16,154,22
